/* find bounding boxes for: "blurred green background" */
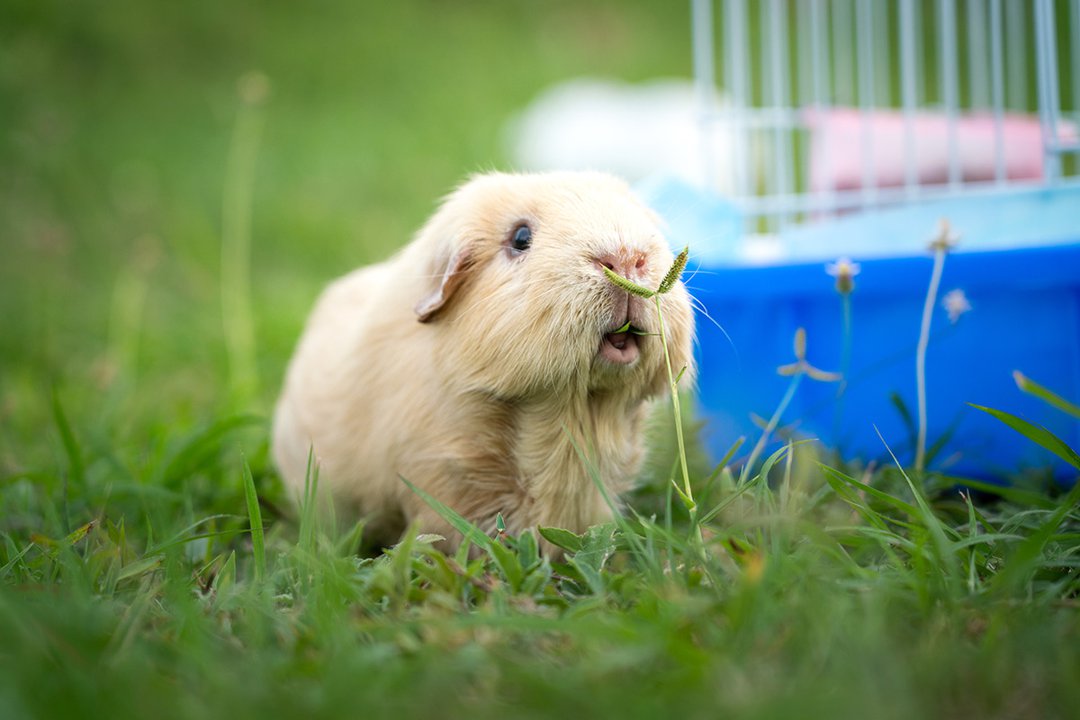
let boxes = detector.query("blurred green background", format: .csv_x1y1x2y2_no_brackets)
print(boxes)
0,0,693,474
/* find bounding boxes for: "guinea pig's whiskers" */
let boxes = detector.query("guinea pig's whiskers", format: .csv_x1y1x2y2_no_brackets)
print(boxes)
682,263,714,286
518,283,594,321
687,294,737,361
683,287,713,311
683,266,721,277
453,279,551,322
524,281,569,302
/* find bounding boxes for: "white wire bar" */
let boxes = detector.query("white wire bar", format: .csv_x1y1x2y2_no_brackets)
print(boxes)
856,0,878,206
989,0,1007,184
694,0,1079,229
691,0,717,190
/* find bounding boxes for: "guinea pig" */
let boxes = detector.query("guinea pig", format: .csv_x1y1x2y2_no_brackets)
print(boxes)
271,171,695,553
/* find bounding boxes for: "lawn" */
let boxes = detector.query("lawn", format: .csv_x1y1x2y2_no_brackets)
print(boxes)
2,2,1079,719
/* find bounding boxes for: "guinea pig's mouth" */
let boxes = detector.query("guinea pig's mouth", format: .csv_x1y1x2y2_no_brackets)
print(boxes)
599,324,643,365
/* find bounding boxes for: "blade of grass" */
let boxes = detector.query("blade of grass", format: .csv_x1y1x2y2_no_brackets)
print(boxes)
741,373,804,486
698,478,758,526
962,490,980,593
875,426,960,590
969,404,1080,471
50,388,82,534
50,389,84,489
991,482,1080,596
700,436,746,499
889,391,917,451
399,476,491,551
157,414,263,487
214,550,237,594
1014,371,1080,419
145,514,245,554
820,467,895,533
0,541,35,580
116,555,164,582
561,426,653,564
221,73,268,407
299,446,321,554
242,457,265,583
818,464,922,520
953,477,1056,509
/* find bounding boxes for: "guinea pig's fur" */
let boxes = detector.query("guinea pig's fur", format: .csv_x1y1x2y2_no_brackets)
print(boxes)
272,171,695,552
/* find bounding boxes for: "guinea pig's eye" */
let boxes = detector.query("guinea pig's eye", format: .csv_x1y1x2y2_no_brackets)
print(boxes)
508,223,532,255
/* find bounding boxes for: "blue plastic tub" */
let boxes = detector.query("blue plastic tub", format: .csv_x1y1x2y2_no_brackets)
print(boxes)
642,180,1080,479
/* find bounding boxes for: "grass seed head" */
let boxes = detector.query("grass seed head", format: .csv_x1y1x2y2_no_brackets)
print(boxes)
657,246,689,295
602,245,688,298
602,265,656,299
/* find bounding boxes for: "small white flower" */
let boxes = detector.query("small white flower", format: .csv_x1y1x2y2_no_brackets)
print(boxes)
929,218,960,253
942,288,972,324
825,257,861,294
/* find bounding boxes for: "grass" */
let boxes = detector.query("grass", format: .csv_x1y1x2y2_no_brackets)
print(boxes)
3,2,1080,719
3,402,1079,719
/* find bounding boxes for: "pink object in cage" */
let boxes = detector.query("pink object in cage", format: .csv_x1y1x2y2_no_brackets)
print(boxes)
804,107,1079,192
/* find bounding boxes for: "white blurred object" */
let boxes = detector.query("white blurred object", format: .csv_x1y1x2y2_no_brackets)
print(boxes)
505,77,731,192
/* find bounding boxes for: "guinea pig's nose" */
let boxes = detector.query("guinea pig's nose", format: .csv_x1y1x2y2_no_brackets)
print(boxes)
594,249,648,282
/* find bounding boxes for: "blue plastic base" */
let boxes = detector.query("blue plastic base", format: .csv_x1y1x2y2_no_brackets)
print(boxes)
692,244,1080,479
641,180,1080,480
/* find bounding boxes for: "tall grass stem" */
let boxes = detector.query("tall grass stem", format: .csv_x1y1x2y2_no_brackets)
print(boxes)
653,295,706,554
221,75,267,408
106,237,157,394
654,296,691,507
833,292,853,440
741,372,804,486
915,247,946,472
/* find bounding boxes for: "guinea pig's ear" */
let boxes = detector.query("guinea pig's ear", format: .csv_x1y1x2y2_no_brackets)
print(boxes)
414,247,473,323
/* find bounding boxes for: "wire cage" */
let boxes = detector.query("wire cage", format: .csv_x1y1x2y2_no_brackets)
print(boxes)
691,0,1080,236
680,0,1080,478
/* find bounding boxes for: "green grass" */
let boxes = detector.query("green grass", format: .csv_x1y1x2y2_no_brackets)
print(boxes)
3,2,1080,719
3,407,1079,719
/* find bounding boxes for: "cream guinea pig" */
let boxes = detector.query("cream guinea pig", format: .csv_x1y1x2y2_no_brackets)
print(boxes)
271,171,695,551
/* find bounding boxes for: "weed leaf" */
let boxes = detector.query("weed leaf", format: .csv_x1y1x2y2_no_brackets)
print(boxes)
538,526,583,553
489,540,524,590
